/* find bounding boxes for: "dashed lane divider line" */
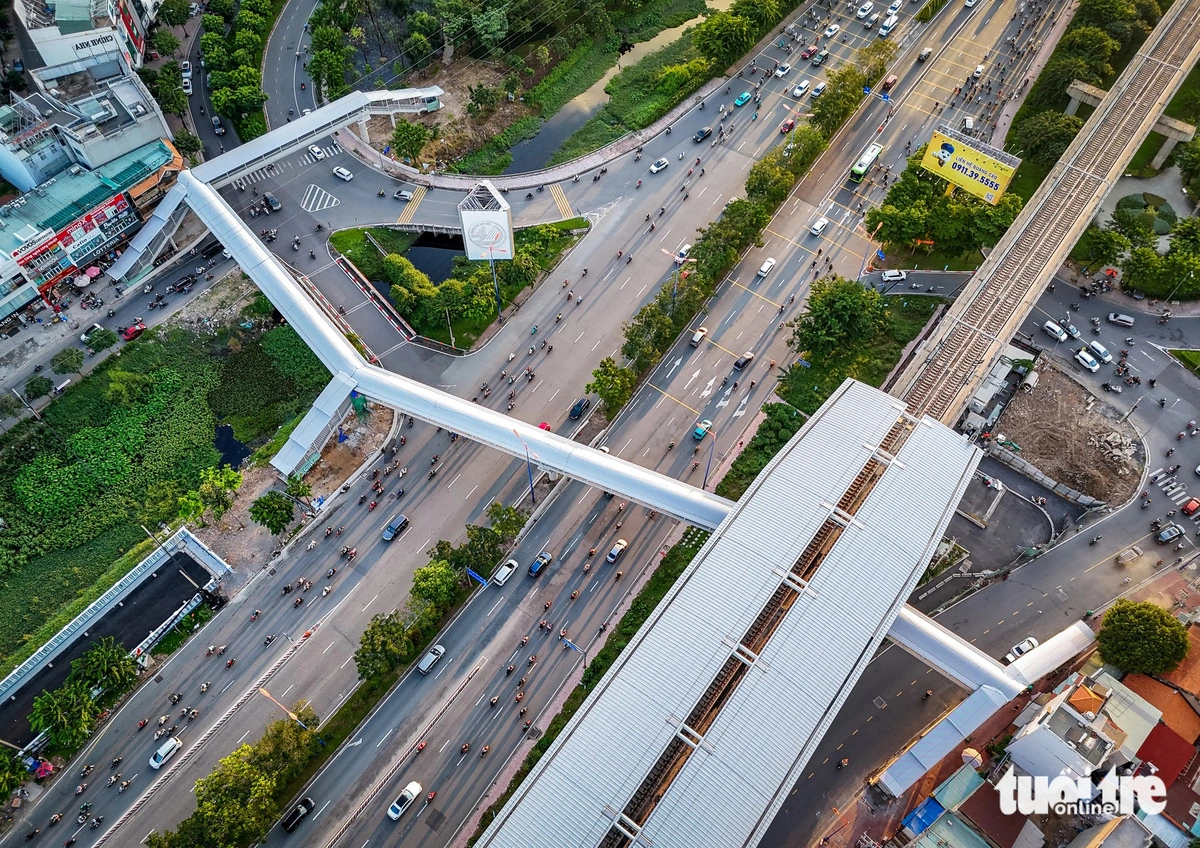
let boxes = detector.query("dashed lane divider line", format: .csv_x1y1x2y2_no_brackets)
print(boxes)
318,664,482,848
94,624,324,846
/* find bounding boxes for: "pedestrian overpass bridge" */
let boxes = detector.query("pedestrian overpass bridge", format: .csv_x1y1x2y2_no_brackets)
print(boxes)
100,0,1200,827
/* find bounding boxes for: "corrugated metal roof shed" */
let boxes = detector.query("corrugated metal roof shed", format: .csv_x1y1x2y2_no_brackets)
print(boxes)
478,380,980,848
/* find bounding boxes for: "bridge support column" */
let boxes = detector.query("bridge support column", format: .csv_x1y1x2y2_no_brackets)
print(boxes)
1064,95,1081,116
357,117,370,143
1151,136,1179,170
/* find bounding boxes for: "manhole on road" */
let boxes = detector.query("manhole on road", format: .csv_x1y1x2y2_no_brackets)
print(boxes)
426,808,447,831
301,184,341,212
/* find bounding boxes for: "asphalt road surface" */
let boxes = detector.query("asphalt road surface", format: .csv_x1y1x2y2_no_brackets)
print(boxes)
6,0,1086,845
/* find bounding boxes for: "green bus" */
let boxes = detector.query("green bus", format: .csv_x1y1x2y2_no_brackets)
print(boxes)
850,143,884,183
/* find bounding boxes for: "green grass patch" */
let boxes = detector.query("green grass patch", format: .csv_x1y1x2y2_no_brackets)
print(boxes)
527,43,619,117
329,228,418,280
778,295,943,415
550,36,710,166
151,604,215,657
468,527,710,844
453,116,543,175
890,246,983,271
1006,158,1052,203
1173,349,1200,375
1126,133,1163,176
1165,58,1200,124
914,0,949,23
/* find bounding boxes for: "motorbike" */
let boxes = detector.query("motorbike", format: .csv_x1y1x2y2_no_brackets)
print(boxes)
294,597,303,608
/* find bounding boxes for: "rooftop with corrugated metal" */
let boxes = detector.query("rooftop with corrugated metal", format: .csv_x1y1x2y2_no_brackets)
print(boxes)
478,379,980,848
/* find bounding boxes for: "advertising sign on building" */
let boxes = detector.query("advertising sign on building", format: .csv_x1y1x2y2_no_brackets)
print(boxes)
919,127,1021,205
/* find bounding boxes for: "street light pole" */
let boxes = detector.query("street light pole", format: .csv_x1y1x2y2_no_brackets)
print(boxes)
560,636,588,669
258,687,325,746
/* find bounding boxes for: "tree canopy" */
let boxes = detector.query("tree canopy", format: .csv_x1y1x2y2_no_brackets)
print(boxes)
1097,599,1189,674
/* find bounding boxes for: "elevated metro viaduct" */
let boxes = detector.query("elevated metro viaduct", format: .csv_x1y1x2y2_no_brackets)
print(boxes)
101,12,1200,829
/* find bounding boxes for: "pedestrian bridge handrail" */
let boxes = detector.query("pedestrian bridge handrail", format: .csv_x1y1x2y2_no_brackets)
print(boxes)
0,535,177,704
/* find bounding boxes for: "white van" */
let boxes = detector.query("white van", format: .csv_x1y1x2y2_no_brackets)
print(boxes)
960,116,974,133
810,217,829,236
864,11,880,27
879,14,897,35
493,559,517,586
1088,340,1112,363
150,736,182,769
417,644,445,674
675,244,692,265
1042,320,1068,342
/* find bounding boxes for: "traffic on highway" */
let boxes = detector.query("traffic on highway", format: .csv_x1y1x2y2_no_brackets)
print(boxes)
4,0,1146,843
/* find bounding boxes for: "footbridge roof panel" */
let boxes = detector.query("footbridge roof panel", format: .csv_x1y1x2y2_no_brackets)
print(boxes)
477,380,981,848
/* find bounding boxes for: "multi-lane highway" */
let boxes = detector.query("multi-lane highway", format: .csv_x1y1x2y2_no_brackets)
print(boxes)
7,0,1092,845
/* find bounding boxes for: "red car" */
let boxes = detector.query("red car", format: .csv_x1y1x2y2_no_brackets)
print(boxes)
1183,498,1200,517
121,321,147,341
780,118,795,133
800,44,819,59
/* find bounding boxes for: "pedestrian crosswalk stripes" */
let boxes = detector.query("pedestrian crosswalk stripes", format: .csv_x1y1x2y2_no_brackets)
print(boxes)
395,185,426,224
237,143,342,184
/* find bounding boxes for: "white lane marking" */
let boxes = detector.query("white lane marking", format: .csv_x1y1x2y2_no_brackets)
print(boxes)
487,597,503,616
362,593,379,612
465,484,478,500
377,727,393,748
448,473,461,489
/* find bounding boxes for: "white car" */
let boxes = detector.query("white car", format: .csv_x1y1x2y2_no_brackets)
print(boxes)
80,323,104,343
774,63,791,77
811,81,828,97
757,257,776,277
792,80,810,97
824,23,840,37
880,270,907,283
180,60,192,80
332,166,353,181
387,781,422,820
308,144,326,160
1088,340,1112,363
887,0,902,12
182,78,193,96
606,539,628,562
649,157,670,174
1005,637,1038,663
973,64,985,78
856,1,874,17
1074,348,1100,373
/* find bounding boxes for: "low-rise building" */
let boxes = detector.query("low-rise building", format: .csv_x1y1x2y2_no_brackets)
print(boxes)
0,138,182,331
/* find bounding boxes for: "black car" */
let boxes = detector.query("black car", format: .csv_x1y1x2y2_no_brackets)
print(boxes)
263,192,281,212
569,396,591,419
693,126,713,143
733,351,755,370
200,241,225,259
281,797,315,832
211,115,226,136
1156,523,1185,544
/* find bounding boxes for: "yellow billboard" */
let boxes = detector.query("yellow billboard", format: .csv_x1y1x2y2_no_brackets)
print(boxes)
919,129,1019,205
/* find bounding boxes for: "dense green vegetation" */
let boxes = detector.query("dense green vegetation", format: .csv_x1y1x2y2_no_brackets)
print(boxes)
864,147,1024,261
195,0,276,139
1005,0,1164,193
332,221,583,348
1097,599,1190,674
550,37,711,166
0,322,328,670
778,285,942,415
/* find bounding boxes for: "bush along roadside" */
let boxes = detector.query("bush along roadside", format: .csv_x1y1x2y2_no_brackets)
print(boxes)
141,503,527,848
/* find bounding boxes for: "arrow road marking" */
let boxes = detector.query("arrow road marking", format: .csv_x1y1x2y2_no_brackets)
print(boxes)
700,378,715,399
683,369,700,390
